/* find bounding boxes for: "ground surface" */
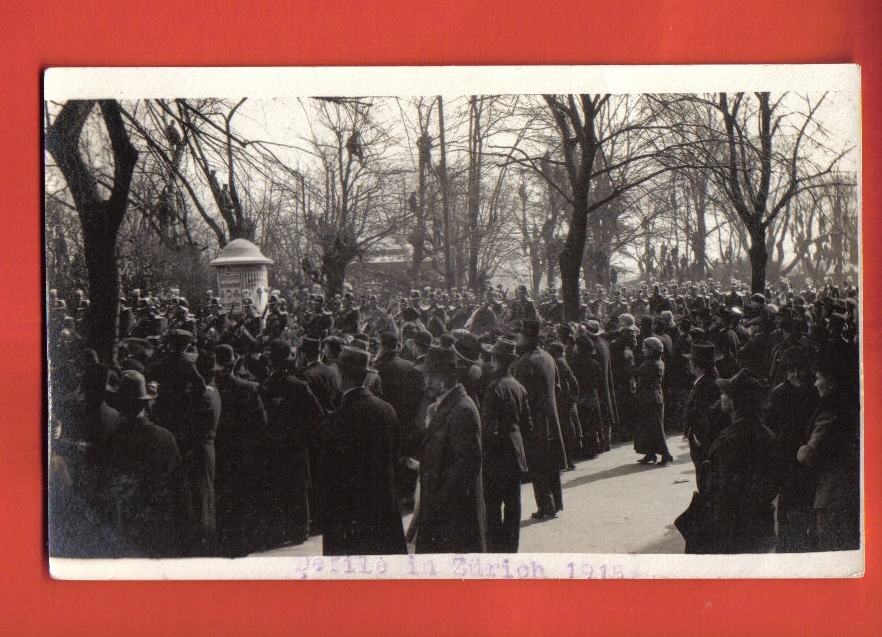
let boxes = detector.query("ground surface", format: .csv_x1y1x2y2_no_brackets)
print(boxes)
255,433,695,557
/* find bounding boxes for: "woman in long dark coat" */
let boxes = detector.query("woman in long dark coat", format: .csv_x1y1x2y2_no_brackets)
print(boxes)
633,336,673,465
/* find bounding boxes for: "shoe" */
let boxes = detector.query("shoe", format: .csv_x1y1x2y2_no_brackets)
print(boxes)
566,463,576,471
637,455,656,464
531,510,557,520
658,455,674,467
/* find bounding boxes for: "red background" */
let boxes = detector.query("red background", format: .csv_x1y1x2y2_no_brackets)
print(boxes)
1,1,879,634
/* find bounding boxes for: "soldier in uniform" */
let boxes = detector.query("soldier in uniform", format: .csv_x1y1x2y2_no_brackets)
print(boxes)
303,294,334,339
263,294,289,341
335,292,361,335
505,284,539,326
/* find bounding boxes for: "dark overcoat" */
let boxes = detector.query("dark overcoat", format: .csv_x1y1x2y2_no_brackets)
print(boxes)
257,370,325,548
415,384,486,554
105,416,192,557
319,387,407,555
633,358,667,456
701,415,780,553
592,336,618,426
212,372,267,556
514,347,567,473
797,389,860,551
684,370,723,481
374,351,424,458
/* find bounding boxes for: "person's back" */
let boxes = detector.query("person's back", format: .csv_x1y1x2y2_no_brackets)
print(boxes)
319,387,406,555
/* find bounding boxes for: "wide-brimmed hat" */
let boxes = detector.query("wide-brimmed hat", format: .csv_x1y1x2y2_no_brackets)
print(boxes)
269,339,296,362
213,344,238,371
337,346,377,373
584,319,604,336
453,331,481,364
414,345,457,375
112,370,157,402
716,368,768,400
684,342,720,366
658,310,676,328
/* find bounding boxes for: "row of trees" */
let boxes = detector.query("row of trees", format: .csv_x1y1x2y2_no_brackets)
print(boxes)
45,92,857,359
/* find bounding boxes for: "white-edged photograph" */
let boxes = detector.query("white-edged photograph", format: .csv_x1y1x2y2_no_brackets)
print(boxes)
44,65,862,579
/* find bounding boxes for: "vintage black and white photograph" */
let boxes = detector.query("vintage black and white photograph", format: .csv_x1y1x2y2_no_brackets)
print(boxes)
44,66,862,579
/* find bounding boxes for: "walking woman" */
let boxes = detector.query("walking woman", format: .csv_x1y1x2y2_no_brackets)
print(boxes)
634,336,674,466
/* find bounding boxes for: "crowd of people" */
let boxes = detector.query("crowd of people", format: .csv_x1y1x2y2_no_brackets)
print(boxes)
48,273,861,558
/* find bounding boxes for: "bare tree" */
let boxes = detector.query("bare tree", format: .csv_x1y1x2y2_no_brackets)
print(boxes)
301,98,405,294
45,100,139,363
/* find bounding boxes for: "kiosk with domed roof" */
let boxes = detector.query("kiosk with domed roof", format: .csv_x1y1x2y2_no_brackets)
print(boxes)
209,239,274,316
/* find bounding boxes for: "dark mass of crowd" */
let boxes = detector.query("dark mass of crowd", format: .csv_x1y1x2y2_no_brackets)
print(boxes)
47,274,861,558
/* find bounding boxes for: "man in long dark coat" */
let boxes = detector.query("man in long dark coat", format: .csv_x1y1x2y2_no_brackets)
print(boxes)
514,319,567,519
104,370,192,557
319,347,407,556
257,339,325,549
373,331,425,501
414,346,486,553
211,344,268,557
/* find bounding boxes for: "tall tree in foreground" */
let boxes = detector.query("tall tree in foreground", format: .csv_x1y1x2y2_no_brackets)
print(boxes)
45,100,138,364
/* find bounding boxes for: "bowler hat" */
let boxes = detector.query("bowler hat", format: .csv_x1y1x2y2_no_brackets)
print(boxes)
113,370,157,402
213,344,238,371
299,336,321,357
414,345,457,375
269,339,296,362
379,331,400,351
413,330,433,349
716,368,768,399
337,346,377,373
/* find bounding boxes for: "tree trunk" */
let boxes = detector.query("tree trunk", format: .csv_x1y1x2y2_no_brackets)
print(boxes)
436,96,454,291
466,96,482,291
83,226,121,364
559,191,589,321
322,248,354,296
748,229,768,294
